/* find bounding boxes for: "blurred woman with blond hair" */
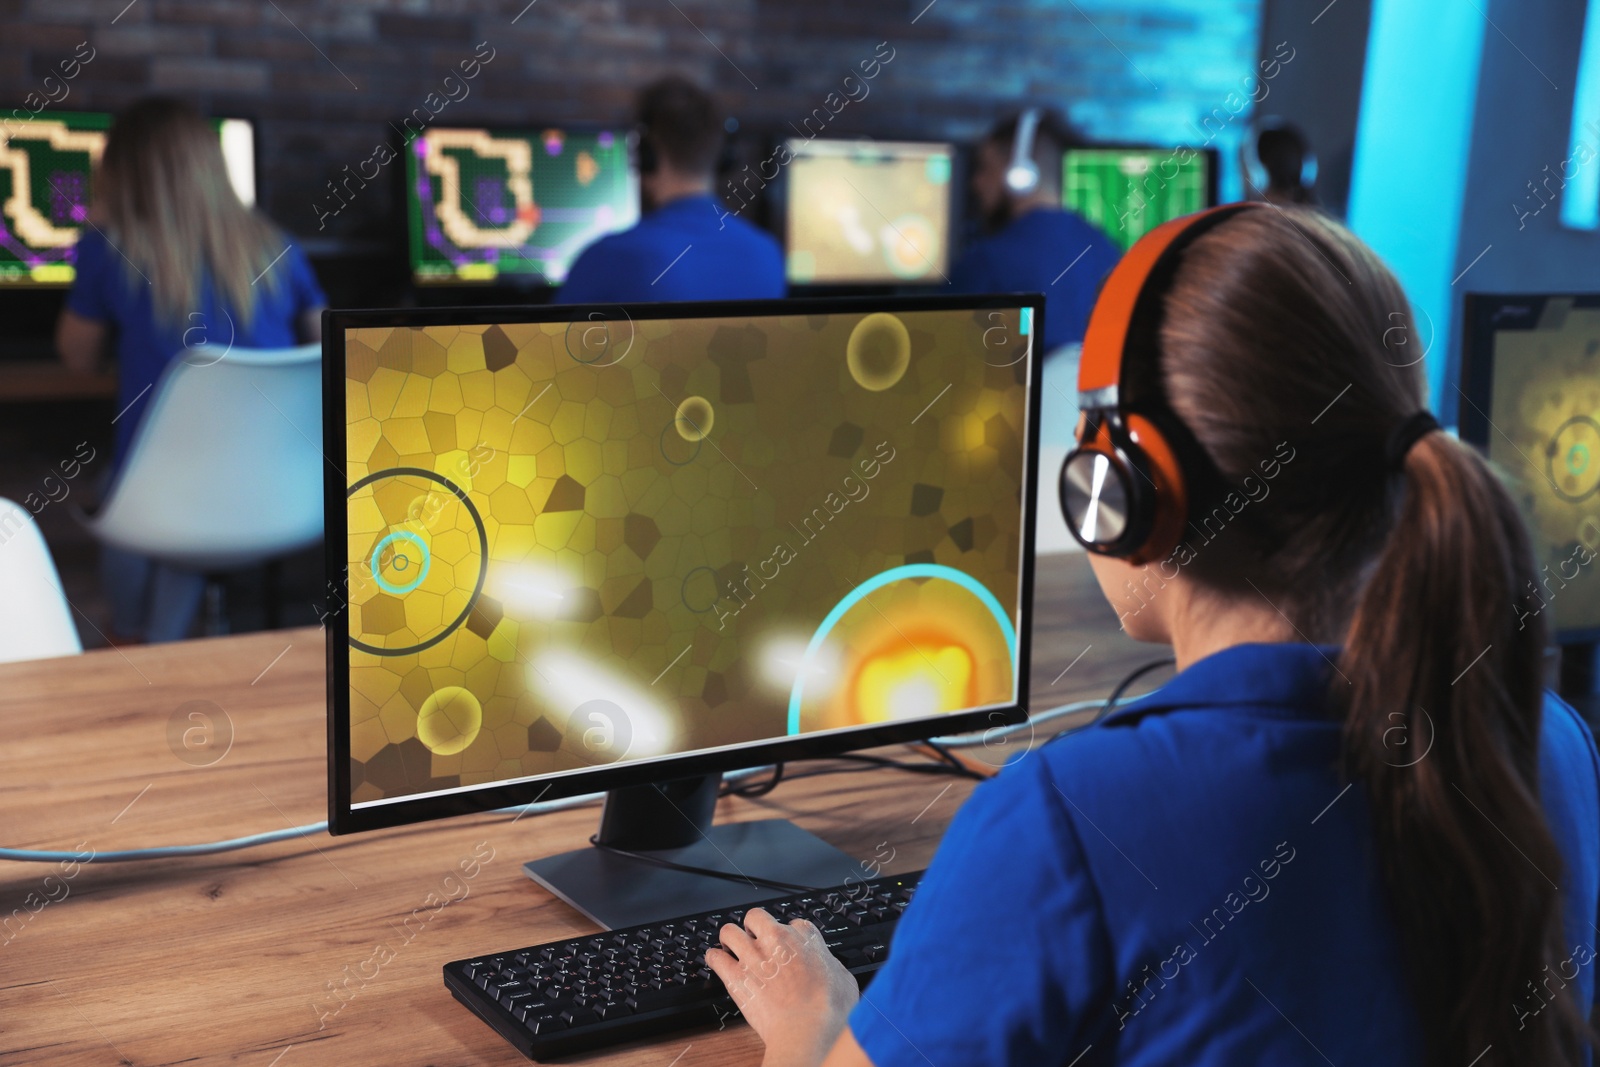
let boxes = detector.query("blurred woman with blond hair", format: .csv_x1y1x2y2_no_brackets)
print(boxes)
57,96,325,643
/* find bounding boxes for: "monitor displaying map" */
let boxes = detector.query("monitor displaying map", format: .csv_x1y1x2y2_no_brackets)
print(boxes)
404,125,638,286
1460,293,1600,639
0,111,255,286
784,139,953,285
1062,145,1213,252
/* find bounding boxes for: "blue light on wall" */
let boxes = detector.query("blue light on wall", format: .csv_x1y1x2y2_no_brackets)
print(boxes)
1347,0,1487,412
1561,0,1600,230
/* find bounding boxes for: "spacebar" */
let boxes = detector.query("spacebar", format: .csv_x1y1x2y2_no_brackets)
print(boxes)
629,981,720,1013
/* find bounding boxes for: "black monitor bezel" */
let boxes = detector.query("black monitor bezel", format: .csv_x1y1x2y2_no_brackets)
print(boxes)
324,292,1045,834
775,135,965,289
1459,291,1600,644
398,120,640,290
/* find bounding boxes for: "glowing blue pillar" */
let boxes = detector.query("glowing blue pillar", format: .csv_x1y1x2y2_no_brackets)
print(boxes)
1347,0,1487,414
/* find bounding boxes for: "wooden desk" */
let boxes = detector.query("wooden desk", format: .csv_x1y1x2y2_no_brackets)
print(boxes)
0,362,117,403
0,551,1153,1066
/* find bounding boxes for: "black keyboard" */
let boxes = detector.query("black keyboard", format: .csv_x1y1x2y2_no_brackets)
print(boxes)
443,870,922,1060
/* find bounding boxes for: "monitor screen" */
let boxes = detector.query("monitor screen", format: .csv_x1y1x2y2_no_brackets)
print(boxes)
1062,145,1213,252
326,296,1040,830
0,111,256,286
784,139,953,285
1460,293,1600,639
404,126,638,286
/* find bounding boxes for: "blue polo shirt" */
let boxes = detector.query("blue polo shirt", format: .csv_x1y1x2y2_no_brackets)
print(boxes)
851,642,1600,1066
949,207,1119,351
557,194,784,304
66,230,325,464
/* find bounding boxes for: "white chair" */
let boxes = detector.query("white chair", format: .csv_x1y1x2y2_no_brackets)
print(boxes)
0,497,83,663
79,343,324,630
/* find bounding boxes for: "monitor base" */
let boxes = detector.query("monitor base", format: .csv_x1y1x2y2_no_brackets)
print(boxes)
523,818,864,930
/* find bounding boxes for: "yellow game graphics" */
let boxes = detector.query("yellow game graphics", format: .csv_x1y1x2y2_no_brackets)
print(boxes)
341,310,1029,804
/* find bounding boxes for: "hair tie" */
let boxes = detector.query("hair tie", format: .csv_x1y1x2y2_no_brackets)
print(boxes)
1385,411,1439,469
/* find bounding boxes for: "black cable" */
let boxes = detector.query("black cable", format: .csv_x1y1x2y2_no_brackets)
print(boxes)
1043,656,1177,748
830,752,981,778
921,740,986,781
1096,657,1176,722
587,835,815,894
719,762,785,798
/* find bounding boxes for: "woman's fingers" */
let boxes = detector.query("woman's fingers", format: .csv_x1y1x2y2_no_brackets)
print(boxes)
704,947,741,986
718,920,757,961
743,907,783,941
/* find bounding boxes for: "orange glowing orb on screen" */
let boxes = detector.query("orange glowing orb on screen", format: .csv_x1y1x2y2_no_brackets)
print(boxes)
517,203,542,228
788,567,1015,734
576,150,600,186
853,636,976,723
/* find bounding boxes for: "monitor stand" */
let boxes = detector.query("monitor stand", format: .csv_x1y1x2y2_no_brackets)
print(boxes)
523,774,864,930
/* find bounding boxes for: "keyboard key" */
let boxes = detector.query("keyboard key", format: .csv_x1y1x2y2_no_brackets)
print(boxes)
524,1011,568,1033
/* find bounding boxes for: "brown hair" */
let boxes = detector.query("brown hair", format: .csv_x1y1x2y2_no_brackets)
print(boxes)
94,96,286,328
636,75,723,175
1158,206,1587,1066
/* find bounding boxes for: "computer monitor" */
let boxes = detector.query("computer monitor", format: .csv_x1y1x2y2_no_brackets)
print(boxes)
1460,293,1600,641
404,125,639,287
1062,144,1216,252
0,110,256,286
783,138,955,286
323,293,1042,927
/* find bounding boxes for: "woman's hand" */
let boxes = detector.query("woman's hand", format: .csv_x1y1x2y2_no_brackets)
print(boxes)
705,908,859,1067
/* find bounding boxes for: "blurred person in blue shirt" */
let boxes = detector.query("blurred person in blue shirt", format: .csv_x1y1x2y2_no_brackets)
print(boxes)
57,97,325,644
951,109,1118,353
558,76,784,304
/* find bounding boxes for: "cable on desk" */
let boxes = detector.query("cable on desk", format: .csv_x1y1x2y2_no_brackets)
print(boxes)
0,678,1172,864
721,762,785,798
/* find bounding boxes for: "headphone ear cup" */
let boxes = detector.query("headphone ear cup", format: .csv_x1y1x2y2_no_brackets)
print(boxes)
1059,414,1191,563
637,131,659,175
1120,412,1191,565
1060,419,1149,556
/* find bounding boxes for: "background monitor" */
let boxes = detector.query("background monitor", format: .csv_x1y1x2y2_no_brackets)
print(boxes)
1460,293,1600,640
783,139,954,285
324,295,1041,838
1061,144,1216,252
0,110,256,287
404,125,638,287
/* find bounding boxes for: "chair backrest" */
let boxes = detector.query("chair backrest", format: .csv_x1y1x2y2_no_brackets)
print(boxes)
0,497,83,663
86,343,324,570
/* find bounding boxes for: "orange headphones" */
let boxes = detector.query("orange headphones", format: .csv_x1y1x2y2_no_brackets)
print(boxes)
1060,203,1261,564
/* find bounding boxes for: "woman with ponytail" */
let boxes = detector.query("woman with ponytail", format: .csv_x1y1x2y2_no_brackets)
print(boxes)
698,206,1600,1067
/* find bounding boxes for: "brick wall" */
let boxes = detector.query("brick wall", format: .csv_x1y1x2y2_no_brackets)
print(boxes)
1,0,1261,242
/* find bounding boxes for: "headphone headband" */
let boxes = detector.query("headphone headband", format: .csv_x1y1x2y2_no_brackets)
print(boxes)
1005,108,1043,195
1077,202,1261,406
1059,203,1265,564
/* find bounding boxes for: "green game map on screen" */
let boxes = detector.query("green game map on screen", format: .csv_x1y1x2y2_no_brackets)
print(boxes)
1062,147,1210,252
404,126,638,286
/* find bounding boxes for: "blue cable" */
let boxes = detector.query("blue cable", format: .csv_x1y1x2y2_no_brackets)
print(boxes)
0,792,605,864
0,698,1148,865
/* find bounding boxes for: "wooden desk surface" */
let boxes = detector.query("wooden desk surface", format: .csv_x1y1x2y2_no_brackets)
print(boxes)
0,551,1154,1067
0,361,117,403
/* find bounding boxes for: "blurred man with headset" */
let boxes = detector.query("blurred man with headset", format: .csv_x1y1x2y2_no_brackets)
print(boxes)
559,75,784,303
951,107,1119,355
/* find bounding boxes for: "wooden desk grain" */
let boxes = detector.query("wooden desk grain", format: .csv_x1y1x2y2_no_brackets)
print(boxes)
0,551,1155,1067
0,362,117,403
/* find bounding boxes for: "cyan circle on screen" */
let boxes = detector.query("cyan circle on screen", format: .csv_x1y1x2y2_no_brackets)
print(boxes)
371,530,431,595
1568,443,1590,476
